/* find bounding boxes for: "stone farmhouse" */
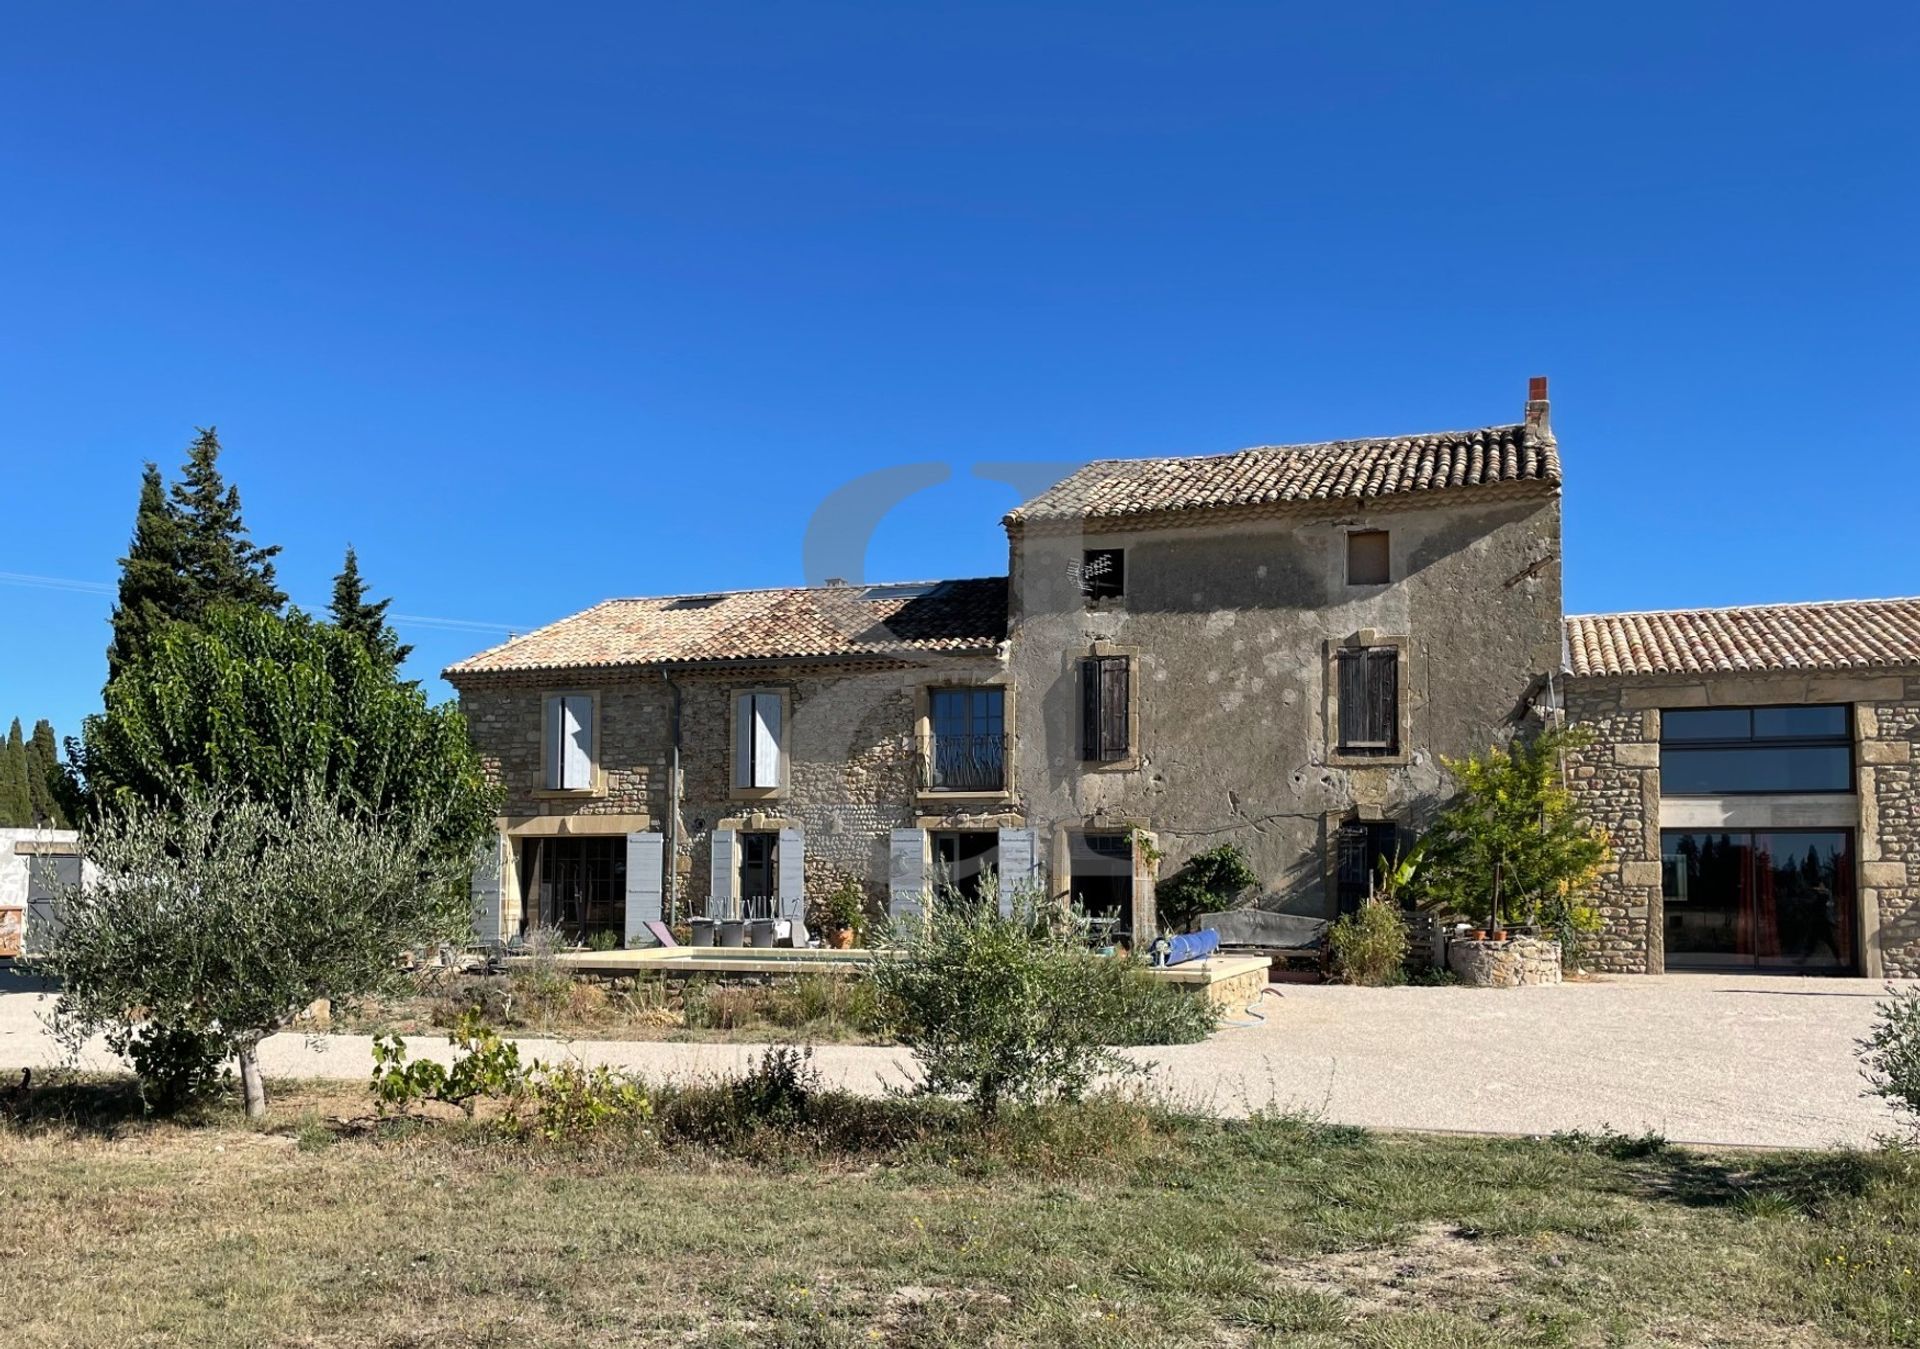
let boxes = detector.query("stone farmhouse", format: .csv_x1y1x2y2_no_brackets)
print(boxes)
445,379,1920,978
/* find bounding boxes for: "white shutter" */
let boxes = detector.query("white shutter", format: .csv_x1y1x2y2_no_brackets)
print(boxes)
561,694,594,789
996,827,1038,918
777,827,805,920
543,696,564,789
470,830,506,942
889,828,928,919
708,828,737,919
624,831,664,946
732,693,755,788
752,694,783,789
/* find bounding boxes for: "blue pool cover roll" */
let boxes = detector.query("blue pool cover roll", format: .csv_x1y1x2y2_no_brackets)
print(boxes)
1159,929,1220,966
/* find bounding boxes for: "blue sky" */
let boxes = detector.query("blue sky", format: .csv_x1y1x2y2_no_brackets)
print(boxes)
3,3,1915,739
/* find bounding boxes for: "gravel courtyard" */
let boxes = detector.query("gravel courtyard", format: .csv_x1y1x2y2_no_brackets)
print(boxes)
0,968,1904,1148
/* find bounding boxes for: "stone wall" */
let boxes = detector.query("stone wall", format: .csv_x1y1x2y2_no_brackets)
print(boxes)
1447,935,1563,987
1863,678,1920,977
1563,685,1661,974
1567,671,1920,978
673,656,1006,915
458,675,673,820
455,653,1012,929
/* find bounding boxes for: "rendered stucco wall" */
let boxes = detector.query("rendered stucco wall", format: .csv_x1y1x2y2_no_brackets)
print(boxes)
1005,491,1564,917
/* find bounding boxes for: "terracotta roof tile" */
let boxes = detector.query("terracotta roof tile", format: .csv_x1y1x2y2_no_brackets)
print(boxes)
1565,598,1920,678
445,577,1007,679
1006,422,1559,527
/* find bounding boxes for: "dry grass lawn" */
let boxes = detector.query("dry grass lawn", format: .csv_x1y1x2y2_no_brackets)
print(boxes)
3,1076,1918,1348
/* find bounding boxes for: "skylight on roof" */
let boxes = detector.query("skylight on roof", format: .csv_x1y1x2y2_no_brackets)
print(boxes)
666,595,723,609
860,582,940,601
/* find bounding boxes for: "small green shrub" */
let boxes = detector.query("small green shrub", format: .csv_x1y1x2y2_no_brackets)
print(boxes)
584,929,622,952
371,1010,525,1116
1861,985,1920,1133
869,895,1212,1115
1327,900,1408,986
520,1062,652,1143
110,1019,232,1115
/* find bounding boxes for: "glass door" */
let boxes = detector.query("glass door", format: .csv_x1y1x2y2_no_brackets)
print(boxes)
1661,829,1853,971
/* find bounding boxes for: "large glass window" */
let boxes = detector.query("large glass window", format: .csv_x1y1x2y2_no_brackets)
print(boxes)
1661,829,1854,970
1659,704,1852,795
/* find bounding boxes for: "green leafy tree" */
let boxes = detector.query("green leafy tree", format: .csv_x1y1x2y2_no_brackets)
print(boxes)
25,719,68,827
0,720,29,827
75,606,496,873
328,545,413,670
1410,729,1610,933
49,787,476,1117
1153,842,1258,932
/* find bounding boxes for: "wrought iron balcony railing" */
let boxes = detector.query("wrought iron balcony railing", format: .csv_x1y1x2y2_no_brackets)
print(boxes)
920,731,1009,793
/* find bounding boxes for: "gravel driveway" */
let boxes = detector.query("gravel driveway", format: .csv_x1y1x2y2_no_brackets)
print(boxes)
0,968,1904,1148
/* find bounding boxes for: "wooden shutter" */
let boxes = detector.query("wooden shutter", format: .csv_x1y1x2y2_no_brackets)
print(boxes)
777,827,805,921
708,828,737,919
996,827,1038,917
1338,648,1398,752
470,830,506,942
889,828,928,918
624,831,664,945
1081,656,1131,761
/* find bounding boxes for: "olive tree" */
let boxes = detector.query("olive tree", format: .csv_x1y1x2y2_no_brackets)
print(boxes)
49,788,475,1117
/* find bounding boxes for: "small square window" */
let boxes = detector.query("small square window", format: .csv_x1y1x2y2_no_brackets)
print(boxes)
1079,549,1124,601
1346,531,1390,586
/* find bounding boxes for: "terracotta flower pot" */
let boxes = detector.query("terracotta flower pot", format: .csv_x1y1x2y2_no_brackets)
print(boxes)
1492,929,1509,942
830,927,856,950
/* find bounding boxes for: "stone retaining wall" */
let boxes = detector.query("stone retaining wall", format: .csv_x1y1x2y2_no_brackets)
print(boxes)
1447,935,1562,987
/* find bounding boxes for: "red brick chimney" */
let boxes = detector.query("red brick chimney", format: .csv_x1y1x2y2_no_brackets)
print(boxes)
1524,375,1551,437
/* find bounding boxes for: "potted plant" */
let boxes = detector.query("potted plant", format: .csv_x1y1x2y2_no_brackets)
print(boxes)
822,878,866,950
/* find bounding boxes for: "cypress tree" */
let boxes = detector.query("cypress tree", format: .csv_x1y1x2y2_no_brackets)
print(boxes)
1,720,30,829
26,720,67,827
170,427,286,616
107,463,190,677
328,545,412,671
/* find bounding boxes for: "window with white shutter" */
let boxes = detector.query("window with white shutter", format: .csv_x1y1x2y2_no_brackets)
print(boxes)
543,693,596,791
1336,647,1400,755
733,691,784,790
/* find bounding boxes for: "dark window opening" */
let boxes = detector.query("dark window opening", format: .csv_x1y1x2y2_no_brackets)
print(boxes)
925,687,1006,791
1336,646,1399,755
933,831,1000,907
523,837,626,943
1080,655,1132,761
1335,821,1400,915
1659,704,1852,795
1070,832,1134,941
1079,548,1125,601
738,830,779,920
1346,531,1390,586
